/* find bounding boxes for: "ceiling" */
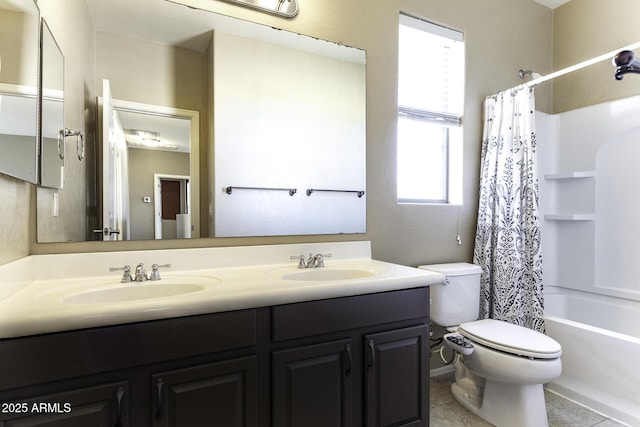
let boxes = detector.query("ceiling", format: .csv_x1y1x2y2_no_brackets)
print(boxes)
533,0,570,9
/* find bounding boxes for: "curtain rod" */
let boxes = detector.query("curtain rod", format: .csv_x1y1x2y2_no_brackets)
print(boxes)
522,40,640,89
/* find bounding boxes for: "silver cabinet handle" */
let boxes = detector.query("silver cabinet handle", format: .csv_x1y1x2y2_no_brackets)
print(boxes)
57,129,65,160
344,343,352,377
367,339,376,370
154,377,164,419
114,386,125,427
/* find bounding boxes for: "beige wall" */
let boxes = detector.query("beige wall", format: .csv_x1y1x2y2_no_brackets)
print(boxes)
371,0,552,266
95,31,206,112
0,177,31,264
553,0,640,112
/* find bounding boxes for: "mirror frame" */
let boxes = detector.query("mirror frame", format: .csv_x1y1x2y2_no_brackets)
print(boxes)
39,17,65,189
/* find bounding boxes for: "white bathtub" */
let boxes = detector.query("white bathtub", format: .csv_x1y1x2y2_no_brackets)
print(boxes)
544,286,640,426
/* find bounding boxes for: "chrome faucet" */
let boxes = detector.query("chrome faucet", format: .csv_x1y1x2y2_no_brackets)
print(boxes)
298,254,331,268
314,253,331,267
306,253,317,268
111,263,171,283
109,265,133,283
134,263,148,282
290,255,307,269
150,263,171,281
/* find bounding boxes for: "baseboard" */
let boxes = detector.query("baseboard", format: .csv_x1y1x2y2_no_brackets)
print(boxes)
429,365,455,377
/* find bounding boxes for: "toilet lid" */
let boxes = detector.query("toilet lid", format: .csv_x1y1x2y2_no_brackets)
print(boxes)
459,319,562,359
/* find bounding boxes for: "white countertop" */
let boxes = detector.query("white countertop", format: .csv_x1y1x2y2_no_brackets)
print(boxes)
0,242,444,339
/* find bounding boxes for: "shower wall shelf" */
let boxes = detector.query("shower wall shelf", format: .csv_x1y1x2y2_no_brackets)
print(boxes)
543,170,596,221
544,214,595,221
544,170,595,180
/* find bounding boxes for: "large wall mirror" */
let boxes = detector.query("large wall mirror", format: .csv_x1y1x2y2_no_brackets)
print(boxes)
36,0,366,243
0,0,40,184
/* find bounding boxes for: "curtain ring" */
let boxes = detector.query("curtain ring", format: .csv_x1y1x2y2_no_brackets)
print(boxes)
77,132,84,161
57,129,65,160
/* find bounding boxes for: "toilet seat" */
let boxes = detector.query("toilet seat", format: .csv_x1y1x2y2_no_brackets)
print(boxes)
459,319,562,359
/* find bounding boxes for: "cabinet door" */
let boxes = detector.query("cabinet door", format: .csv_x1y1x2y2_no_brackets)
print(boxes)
0,381,128,427
151,355,257,427
273,338,353,427
365,325,429,427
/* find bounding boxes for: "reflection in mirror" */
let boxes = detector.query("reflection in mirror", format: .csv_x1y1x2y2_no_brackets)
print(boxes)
0,0,39,184
214,0,298,17
213,30,366,237
36,0,365,242
97,85,200,241
39,18,64,189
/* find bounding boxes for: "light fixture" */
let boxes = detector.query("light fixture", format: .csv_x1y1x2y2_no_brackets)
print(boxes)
125,129,159,146
124,129,178,151
216,0,298,17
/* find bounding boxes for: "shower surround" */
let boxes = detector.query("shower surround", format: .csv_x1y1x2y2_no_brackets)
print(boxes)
537,94,640,425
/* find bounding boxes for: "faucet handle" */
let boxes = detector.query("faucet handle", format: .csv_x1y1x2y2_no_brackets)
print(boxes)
150,263,171,281
315,253,332,267
290,255,307,269
109,265,133,283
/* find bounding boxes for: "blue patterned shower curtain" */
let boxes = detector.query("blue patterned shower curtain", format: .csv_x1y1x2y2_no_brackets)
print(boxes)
473,87,545,332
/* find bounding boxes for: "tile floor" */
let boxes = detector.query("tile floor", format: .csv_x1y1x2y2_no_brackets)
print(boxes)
430,373,627,427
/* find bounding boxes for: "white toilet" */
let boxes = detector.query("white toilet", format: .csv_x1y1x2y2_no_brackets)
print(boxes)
419,263,562,427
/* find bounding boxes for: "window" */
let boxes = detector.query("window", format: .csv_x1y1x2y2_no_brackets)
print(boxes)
397,14,464,204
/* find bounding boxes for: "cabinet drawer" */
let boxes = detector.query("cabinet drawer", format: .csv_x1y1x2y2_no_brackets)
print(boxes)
0,309,257,391
272,287,428,342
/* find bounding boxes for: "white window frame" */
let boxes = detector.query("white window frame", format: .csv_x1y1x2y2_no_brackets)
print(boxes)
397,14,464,205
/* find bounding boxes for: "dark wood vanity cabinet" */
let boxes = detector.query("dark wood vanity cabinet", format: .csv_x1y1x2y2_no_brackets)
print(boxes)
0,287,429,427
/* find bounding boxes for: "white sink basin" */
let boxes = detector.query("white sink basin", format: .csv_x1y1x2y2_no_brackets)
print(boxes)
282,268,376,281
64,283,204,304
61,276,221,304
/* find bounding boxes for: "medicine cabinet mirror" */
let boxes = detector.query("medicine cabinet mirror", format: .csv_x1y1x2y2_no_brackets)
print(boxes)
0,0,40,184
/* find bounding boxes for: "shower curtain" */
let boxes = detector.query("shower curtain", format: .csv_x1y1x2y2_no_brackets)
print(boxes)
473,87,545,332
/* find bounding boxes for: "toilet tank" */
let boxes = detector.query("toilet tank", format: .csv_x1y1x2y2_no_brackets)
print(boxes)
418,262,482,328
